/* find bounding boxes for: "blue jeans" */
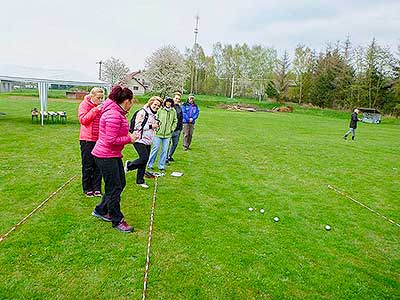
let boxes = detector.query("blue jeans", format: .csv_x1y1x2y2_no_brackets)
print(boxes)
147,136,171,170
168,130,181,159
344,128,356,139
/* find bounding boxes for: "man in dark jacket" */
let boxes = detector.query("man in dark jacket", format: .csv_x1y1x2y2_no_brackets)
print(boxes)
343,108,362,140
167,92,183,162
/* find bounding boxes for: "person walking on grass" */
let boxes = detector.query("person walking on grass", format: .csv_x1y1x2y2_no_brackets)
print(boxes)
343,108,362,140
182,95,200,150
78,87,104,198
147,97,177,172
91,86,138,233
125,96,163,188
167,92,183,163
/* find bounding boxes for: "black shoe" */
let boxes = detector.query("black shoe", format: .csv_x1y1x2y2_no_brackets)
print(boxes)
168,157,175,162
91,210,112,222
144,171,155,178
352,137,355,140
343,136,347,140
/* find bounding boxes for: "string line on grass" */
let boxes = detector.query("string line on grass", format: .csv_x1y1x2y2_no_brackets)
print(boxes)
327,184,400,227
0,175,78,243
142,176,158,300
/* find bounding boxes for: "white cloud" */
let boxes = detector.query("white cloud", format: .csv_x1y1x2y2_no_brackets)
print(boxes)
0,0,398,77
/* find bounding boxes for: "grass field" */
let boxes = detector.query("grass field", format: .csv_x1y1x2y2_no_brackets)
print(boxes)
0,93,399,299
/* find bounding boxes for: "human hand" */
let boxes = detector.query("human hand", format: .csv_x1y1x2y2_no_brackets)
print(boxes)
129,132,139,143
189,118,193,123
152,122,160,129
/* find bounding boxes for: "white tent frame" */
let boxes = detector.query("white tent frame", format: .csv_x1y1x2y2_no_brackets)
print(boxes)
0,75,109,125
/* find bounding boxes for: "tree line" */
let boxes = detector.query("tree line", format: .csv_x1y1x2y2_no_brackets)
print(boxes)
184,37,400,114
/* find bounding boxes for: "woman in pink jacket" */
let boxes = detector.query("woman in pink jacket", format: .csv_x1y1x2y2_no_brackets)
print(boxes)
91,86,138,233
78,87,104,197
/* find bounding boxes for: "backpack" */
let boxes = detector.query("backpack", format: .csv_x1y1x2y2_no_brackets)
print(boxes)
129,108,149,139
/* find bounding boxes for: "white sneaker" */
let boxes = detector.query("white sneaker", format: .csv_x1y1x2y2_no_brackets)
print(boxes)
137,183,149,189
124,160,129,173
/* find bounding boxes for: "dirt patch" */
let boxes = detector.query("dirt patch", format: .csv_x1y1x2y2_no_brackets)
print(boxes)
219,103,294,113
218,103,257,112
8,96,79,103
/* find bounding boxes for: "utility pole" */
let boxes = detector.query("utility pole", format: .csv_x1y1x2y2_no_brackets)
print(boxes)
190,14,199,95
96,60,103,80
230,75,235,99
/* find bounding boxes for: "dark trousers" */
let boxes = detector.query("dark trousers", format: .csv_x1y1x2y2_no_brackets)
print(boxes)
127,143,151,184
168,130,181,159
182,123,194,149
80,140,102,193
94,157,125,227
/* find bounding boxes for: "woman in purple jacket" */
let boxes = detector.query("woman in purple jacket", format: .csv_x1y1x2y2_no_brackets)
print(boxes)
91,86,138,233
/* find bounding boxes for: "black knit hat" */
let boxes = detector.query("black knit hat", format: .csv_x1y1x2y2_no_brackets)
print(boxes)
164,97,174,106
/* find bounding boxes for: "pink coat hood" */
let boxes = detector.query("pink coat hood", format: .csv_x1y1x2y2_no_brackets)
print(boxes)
91,99,132,158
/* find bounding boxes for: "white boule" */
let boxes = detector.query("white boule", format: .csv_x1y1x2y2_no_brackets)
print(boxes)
260,209,265,214
325,225,331,231
248,207,254,211
273,216,279,222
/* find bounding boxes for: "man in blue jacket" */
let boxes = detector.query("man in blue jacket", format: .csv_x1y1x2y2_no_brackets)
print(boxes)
182,95,200,150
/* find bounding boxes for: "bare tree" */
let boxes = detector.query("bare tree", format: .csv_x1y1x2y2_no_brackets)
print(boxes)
102,57,130,86
293,44,313,103
247,45,277,101
365,38,396,107
145,45,188,97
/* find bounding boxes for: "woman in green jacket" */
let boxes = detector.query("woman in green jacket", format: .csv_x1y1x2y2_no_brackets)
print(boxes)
147,97,177,171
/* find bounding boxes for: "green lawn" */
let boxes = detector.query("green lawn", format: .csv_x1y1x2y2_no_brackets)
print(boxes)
0,94,399,299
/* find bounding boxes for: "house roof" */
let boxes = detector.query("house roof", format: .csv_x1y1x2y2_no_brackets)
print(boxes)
128,70,146,89
358,107,381,114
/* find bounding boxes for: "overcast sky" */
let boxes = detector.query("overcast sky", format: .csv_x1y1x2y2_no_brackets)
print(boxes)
1,0,399,78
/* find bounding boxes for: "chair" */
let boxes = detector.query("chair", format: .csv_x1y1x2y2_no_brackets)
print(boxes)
39,111,48,124
57,111,67,124
48,111,58,123
31,108,39,123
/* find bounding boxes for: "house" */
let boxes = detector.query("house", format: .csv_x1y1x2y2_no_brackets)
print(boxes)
66,91,89,100
128,70,150,95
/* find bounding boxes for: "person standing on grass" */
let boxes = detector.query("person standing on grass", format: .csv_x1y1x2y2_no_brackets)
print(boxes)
182,95,200,150
147,97,177,172
167,92,183,163
125,96,162,188
78,87,104,198
91,86,138,233
343,108,362,140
